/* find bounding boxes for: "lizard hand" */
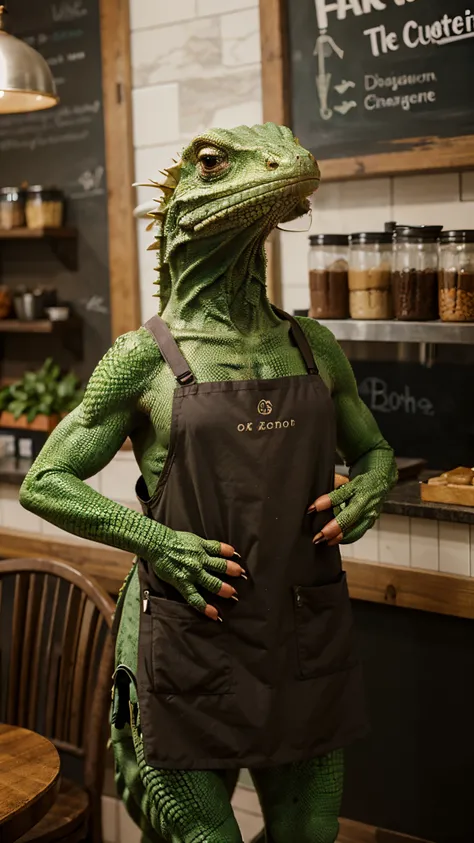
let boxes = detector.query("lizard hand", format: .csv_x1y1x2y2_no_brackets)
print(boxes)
149,530,245,621
308,471,390,546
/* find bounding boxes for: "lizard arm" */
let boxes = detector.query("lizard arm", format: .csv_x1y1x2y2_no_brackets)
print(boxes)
300,319,397,543
19,331,173,559
19,331,242,616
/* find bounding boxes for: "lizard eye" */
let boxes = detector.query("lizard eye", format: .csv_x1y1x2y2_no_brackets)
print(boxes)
197,146,228,177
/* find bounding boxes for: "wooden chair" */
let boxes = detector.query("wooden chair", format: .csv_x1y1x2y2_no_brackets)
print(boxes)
0,557,115,843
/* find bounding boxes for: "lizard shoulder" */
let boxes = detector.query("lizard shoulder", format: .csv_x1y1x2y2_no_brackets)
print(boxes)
294,316,353,394
82,327,163,425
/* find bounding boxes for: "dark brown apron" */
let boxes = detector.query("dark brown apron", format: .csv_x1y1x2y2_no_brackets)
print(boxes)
135,309,367,770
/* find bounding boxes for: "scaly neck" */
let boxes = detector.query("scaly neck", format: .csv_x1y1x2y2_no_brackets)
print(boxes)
161,226,280,335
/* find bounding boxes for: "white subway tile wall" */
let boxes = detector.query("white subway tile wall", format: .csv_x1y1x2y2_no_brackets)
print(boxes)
410,518,439,572
439,522,471,577
352,520,379,562
378,514,410,567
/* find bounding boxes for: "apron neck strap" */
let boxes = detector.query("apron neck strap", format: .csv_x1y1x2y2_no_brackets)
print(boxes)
272,307,319,375
144,315,195,385
144,310,319,383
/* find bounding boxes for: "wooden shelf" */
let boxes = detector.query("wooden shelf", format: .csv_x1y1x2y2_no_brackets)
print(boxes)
0,227,77,240
0,319,76,333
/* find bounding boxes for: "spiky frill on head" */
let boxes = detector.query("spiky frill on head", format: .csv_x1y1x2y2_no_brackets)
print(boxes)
137,122,320,312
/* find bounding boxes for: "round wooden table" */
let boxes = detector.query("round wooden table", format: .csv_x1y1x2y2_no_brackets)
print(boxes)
0,724,60,843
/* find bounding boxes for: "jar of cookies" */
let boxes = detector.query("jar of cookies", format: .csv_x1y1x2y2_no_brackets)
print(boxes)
392,225,442,321
308,234,349,319
348,232,392,319
439,230,474,322
25,186,64,229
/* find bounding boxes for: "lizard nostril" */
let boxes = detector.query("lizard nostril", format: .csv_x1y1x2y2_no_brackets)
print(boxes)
296,155,300,160
266,160,279,170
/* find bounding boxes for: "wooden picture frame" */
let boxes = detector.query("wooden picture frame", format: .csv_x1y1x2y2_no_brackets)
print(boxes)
100,0,141,339
259,0,474,182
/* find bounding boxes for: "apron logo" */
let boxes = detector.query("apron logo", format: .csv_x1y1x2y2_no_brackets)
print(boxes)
257,399,273,415
237,419,296,433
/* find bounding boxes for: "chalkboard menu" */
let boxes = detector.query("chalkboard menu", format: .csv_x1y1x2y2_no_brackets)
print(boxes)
352,361,474,469
0,0,111,378
286,0,474,177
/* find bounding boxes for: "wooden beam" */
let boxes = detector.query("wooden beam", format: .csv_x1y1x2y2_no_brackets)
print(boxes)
346,559,474,621
100,0,141,339
259,0,289,125
0,528,132,595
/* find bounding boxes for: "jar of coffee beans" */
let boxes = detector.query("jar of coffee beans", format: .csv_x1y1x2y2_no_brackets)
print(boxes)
392,226,442,320
439,231,474,322
348,232,392,319
0,187,25,229
308,234,349,319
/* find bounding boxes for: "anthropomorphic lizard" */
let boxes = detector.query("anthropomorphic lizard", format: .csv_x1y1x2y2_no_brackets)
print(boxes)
21,123,396,843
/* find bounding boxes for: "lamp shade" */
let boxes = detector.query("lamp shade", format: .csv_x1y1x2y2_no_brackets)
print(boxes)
0,7,58,113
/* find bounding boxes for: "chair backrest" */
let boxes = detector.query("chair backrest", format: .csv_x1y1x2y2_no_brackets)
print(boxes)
0,557,115,843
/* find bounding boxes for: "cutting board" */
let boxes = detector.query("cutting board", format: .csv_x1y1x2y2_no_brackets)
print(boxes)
421,483,474,507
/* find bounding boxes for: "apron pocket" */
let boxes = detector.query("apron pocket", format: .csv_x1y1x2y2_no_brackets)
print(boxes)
293,572,356,680
149,595,232,695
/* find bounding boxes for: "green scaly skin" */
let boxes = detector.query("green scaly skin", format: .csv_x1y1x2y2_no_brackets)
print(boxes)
20,123,396,843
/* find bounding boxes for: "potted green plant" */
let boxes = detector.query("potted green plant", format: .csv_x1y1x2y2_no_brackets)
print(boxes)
0,358,83,433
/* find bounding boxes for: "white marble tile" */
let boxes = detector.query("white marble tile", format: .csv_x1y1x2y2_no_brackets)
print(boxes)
131,17,221,88
282,284,310,314
198,0,258,15
3,490,41,533
132,84,180,148
311,177,392,233
461,171,474,202
221,9,260,67
179,68,262,134
352,521,379,562
409,518,439,571
439,522,470,577
212,98,263,130
130,0,196,31
101,795,119,843
100,458,139,503
118,802,141,843
378,514,410,567
392,172,467,229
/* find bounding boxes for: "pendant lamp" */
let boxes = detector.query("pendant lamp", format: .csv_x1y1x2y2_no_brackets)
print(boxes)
0,4,58,113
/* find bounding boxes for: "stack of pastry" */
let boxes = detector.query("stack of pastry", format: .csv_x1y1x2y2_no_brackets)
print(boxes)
428,467,474,487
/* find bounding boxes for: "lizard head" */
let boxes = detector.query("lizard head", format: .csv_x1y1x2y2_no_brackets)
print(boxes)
142,123,320,313
172,122,320,234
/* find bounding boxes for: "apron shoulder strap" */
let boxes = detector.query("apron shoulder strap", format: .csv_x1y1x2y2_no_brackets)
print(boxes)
272,307,319,375
144,315,195,385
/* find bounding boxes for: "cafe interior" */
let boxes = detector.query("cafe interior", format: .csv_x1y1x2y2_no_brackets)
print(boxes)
0,1,473,842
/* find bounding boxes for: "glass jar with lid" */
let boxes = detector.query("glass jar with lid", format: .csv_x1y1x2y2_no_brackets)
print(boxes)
0,187,25,229
392,225,442,320
308,234,349,319
348,232,392,319
25,186,64,229
439,230,474,322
